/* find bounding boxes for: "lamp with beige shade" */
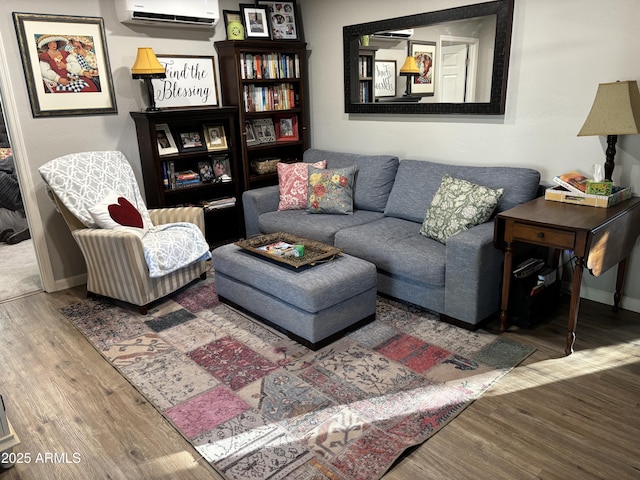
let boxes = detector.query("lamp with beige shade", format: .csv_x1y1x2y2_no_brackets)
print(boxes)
578,80,640,181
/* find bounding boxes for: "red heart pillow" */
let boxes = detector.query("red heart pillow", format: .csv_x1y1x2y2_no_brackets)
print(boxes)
107,196,144,228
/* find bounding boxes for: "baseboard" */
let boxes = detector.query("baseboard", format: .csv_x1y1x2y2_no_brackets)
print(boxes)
565,282,640,314
48,273,87,293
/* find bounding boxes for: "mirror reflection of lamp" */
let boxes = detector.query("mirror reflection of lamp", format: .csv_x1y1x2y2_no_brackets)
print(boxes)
131,47,166,111
399,55,421,102
578,80,640,181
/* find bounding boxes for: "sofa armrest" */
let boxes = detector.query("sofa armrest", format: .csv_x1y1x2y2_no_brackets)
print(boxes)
148,206,205,234
444,222,504,325
242,185,280,237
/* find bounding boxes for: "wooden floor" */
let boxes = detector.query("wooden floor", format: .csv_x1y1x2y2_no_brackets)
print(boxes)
1,287,638,480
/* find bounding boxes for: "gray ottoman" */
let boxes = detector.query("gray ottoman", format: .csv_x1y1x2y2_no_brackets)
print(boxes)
212,243,377,350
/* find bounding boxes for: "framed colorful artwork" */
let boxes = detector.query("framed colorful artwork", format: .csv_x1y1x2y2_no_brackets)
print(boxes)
409,41,436,96
13,12,117,117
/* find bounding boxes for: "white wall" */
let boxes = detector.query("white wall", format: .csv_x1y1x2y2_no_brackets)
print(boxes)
2,0,639,311
298,0,640,311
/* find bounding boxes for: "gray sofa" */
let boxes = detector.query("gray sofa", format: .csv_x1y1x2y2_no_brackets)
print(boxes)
242,149,540,327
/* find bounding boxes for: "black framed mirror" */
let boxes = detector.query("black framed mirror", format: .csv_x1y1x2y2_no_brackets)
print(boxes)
343,0,514,114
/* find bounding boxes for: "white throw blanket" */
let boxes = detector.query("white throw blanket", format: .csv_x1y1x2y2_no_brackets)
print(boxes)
142,222,211,278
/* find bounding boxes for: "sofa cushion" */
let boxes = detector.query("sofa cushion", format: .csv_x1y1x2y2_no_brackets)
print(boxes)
335,216,446,287
259,209,385,245
420,175,504,244
307,165,357,214
277,160,326,211
384,159,540,223
303,149,399,212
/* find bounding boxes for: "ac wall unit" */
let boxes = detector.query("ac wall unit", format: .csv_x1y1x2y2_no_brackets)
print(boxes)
372,29,414,39
116,0,219,28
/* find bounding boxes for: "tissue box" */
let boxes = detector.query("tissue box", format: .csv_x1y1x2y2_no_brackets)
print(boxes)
585,179,613,195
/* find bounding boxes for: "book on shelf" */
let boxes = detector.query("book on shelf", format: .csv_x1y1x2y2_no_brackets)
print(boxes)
165,160,176,189
242,84,297,112
174,170,201,187
553,171,590,194
240,52,300,80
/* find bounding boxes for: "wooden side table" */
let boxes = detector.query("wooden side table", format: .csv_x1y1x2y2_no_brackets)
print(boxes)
494,196,640,355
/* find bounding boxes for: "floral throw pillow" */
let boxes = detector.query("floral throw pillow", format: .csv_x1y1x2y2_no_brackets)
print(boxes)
420,174,504,244
306,165,357,214
277,160,327,211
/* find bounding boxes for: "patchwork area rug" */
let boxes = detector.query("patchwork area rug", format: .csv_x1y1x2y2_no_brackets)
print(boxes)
60,276,534,480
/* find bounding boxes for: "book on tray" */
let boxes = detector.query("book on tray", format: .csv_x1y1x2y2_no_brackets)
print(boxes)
553,171,589,194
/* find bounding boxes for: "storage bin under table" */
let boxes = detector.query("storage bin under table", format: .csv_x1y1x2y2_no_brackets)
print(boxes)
211,243,377,350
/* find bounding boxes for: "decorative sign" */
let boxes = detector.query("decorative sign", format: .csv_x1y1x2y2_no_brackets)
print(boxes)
152,55,219,108
374,60,396,97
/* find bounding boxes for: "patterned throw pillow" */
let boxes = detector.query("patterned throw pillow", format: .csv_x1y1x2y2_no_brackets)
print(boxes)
420,175,504,244
306,165,357,214
277,160,327,210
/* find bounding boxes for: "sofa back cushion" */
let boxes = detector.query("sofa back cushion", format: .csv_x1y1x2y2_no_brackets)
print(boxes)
384,159,540,223
303,149,399,212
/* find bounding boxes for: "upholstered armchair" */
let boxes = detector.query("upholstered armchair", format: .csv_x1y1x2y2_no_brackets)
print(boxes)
39,151,210,313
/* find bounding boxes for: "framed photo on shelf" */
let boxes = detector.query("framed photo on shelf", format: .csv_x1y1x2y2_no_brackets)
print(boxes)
240,4,271,39
259,1,299,40
245,120,260,146
374,60,397,98
175,128,206,152
12,12,117,117
275,114,298,142
223,10,244,40
210,155,232,183
252,118,277,144
197,160,215,182
409,41,436,96
203,124,228,151
156,123,179,155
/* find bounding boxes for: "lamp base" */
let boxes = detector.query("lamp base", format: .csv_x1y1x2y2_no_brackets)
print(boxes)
604,134,618,181
143,77,159,112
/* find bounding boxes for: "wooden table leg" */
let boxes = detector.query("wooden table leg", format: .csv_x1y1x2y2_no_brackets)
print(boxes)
566,256,585,355
613,257,628,312
500,242,513,332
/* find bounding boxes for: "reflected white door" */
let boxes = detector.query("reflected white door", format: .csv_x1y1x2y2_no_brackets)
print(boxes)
440,43,468,102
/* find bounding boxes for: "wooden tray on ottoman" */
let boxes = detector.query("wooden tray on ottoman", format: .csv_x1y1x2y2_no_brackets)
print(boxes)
236,232,342,268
